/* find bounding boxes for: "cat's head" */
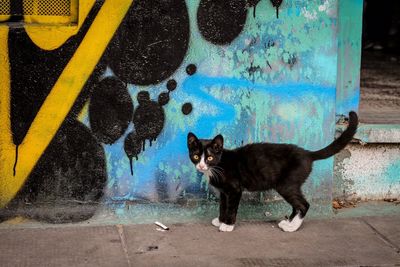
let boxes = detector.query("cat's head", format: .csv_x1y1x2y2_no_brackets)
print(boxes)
187,132,224,175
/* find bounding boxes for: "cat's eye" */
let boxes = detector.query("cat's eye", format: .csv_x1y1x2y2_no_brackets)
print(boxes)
193,155,200,160
207,156,214,161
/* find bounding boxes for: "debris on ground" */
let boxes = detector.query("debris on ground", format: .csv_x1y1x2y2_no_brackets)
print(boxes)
332,199,359,209
383,198,400,205
155,221,169,230
147,246,158,251
334,198,400,210
332,200,341,209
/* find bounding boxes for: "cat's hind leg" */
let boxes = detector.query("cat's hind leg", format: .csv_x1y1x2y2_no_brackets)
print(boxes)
276,188,310,232
212,217,235,232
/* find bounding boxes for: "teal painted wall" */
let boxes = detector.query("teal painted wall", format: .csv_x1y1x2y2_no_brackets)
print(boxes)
100,0,339,212
336,0,363,117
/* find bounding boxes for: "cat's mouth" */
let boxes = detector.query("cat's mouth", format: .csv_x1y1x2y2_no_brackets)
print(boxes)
196,166,209,172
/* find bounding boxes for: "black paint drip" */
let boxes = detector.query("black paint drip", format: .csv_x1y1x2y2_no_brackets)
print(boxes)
270,0,283,18
124,90,167,175
13,145,19,176
124,132,142,175
133,92,165,144
247,0,261,18
129,157,133,176
122,64,195,174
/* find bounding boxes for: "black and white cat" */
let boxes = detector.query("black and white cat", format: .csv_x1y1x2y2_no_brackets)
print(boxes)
187,112,358,232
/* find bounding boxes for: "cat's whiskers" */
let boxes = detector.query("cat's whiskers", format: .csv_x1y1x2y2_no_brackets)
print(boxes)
210,166,225,179
213,166,224,171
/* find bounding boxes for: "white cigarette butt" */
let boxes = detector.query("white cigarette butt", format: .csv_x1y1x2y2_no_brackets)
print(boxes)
154,221,169,230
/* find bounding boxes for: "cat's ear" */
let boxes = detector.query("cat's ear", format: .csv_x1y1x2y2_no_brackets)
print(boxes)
187,132,198,148
212,134,224,152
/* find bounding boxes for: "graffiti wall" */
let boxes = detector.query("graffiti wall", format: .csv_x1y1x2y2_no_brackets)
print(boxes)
0,0,342,223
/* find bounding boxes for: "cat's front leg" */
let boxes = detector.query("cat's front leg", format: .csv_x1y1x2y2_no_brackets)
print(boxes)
219,191,242,232
212,192,227,227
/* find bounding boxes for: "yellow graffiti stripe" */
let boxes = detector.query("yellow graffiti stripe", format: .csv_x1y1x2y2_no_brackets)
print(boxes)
0,0,133,207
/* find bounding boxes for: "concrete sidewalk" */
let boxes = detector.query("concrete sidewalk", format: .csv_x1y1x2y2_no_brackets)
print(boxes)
1,216,399,267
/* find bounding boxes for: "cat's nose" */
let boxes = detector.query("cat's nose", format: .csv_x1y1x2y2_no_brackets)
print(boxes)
199,164,207,170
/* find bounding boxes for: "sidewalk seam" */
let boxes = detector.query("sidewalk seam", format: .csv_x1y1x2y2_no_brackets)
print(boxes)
116,224,132,267
361,219,400,254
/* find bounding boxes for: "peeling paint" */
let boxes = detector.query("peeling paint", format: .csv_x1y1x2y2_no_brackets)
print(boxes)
334,144,400,200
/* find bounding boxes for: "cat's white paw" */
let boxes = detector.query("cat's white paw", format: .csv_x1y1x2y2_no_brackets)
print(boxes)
211,217,221,227
219,223,235,232
278,219,290,229
278,214,304,232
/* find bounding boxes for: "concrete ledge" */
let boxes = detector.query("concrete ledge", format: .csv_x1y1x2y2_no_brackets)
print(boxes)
337,123,400,143
334,123,400,201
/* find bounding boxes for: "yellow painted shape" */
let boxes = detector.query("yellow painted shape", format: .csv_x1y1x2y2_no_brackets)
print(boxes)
0,0,133,207
25,0,87,50
0,15,11,22
0,27,12,147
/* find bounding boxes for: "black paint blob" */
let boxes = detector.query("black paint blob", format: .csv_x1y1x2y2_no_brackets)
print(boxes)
182,103,193,115
186,64,197,75
89,77,133,144
13,120,107,223
104,0,190,85
132,91,165,149
123,81,178,173
158,92,170,106
270,0,283,18
166,79,177,91
197,0,248,45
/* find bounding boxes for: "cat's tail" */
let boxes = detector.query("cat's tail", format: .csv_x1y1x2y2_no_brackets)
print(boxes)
309,111,358,161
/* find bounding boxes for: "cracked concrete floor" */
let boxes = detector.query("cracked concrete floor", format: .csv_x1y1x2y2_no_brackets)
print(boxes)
1,215,399,267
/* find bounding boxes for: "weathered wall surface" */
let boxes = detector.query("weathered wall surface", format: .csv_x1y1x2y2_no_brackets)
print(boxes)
0,0,342,223
336,0,363,117
334,144,400,200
